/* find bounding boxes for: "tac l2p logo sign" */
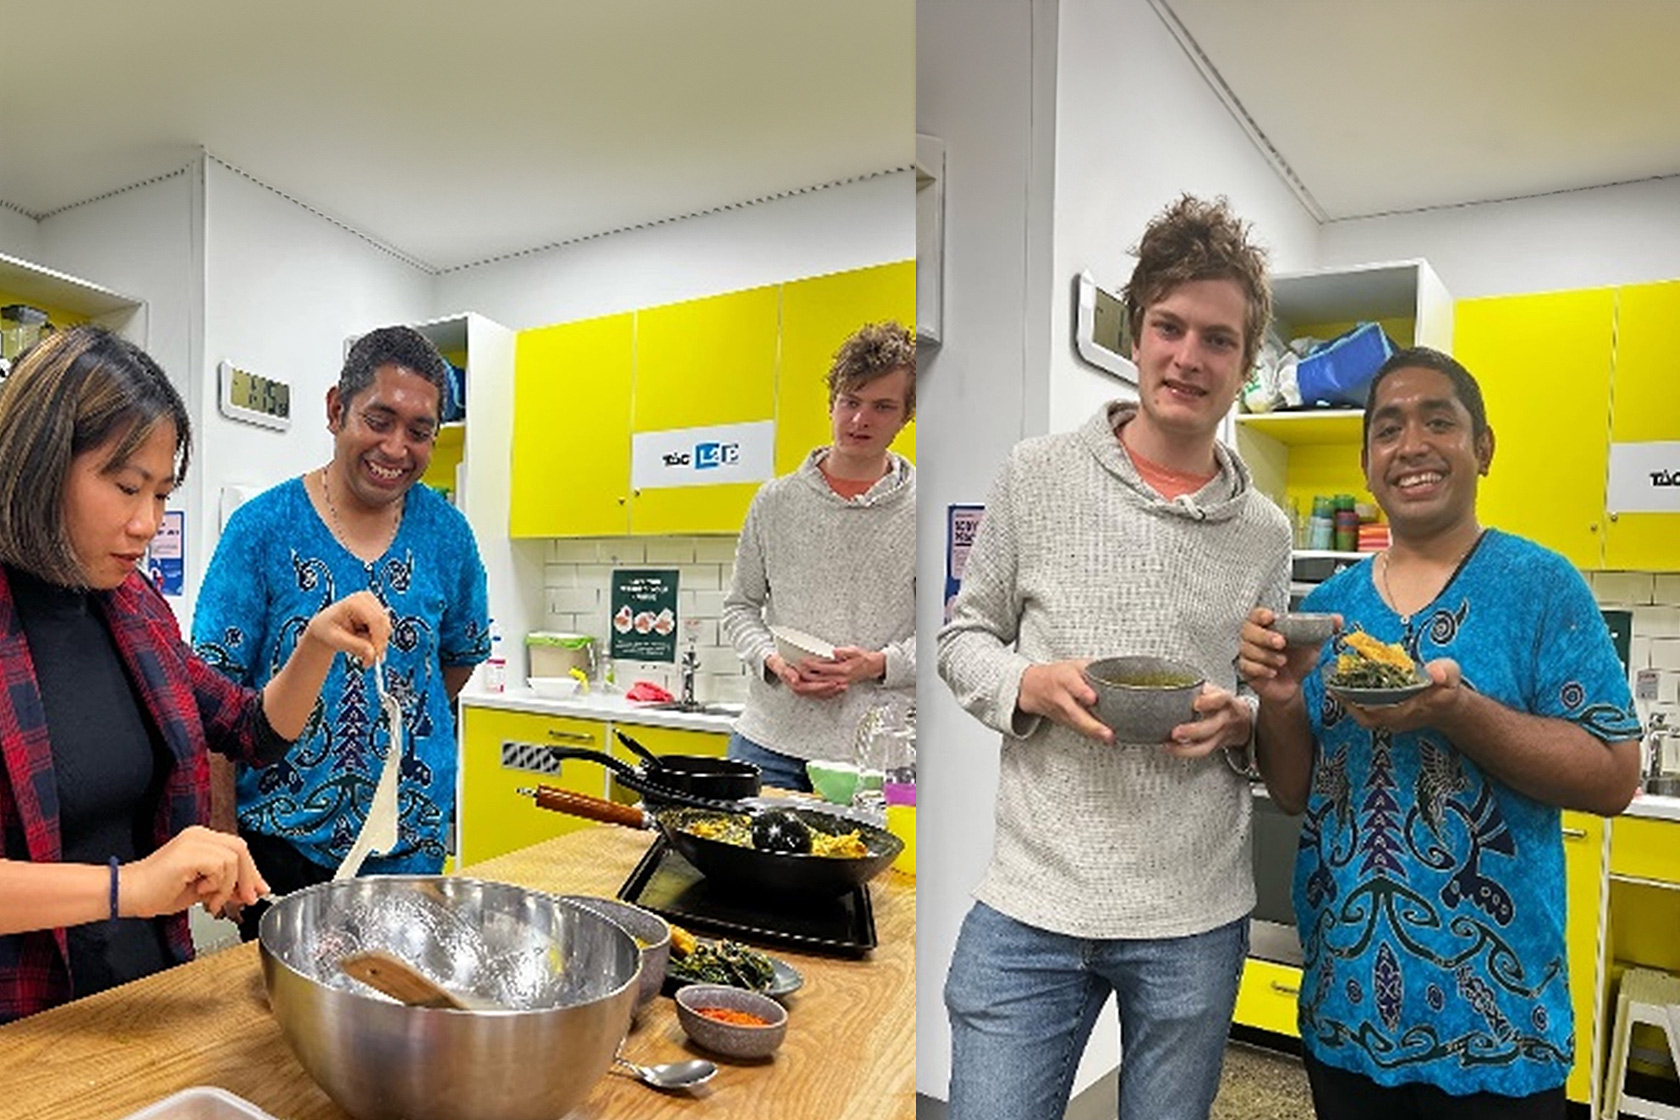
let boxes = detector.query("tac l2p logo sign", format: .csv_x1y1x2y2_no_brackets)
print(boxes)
695,441,740,470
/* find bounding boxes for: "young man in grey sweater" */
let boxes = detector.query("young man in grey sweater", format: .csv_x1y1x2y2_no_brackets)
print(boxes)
721,321,916,792
937,196,1292,1120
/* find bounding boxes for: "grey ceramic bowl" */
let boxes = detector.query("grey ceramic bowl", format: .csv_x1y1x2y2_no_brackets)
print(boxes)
674,983,789,1059
1082,655,1205,744
1272,612,1338,647
560,895,670,1010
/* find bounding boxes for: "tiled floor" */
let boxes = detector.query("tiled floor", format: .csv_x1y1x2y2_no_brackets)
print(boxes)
1212,1041,1314,1120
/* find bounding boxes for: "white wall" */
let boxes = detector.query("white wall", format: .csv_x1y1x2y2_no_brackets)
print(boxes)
195,159,435,624
434,170,914,329
1047,0,1322,431
916,0,1060,1103
1319,177,1680,301
918,0,1320,1105
0,208,41,260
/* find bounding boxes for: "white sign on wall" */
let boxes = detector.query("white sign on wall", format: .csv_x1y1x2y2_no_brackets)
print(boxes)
630,420,776,490
1607,441,1680,514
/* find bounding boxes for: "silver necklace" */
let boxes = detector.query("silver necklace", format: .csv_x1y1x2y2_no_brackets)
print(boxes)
1378,533,1483,629
319,466,402,565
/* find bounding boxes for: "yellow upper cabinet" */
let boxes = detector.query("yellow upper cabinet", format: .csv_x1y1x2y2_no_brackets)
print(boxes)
1603,280,1680,570
1453,289,1616,569
510,313,634,537
777,261,917,476
629,285,779,535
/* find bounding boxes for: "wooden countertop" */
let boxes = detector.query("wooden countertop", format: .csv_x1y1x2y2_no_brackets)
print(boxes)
0,827,914,1120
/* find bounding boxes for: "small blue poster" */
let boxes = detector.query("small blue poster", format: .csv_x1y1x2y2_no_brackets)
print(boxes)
148,510,185,596
945,504,985,623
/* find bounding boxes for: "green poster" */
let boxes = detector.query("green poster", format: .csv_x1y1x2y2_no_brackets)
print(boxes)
610,568,680,662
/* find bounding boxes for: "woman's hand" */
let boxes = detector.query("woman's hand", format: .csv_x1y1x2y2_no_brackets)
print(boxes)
122,825,267,920
302,589,391,668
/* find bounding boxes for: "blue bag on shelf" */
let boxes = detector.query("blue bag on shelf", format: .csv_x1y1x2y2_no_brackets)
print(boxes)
1295,322,1393,408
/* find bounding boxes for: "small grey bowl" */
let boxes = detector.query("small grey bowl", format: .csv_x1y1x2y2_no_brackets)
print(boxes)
1082,655,1205,744
674,984,788,1059
560,896,670,1010
1272,612,1338,648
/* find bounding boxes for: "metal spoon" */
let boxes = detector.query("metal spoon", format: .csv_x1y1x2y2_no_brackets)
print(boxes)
612,1056,717,1090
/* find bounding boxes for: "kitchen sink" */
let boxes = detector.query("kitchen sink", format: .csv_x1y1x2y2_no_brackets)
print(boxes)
645,701,745,718
1644,775,1680,798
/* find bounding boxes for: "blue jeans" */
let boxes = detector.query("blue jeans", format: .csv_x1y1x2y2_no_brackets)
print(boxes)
725,731,813,793
945,901,1248,1120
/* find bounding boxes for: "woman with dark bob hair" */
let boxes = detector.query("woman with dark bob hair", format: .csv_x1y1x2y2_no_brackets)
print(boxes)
0,325,390,1023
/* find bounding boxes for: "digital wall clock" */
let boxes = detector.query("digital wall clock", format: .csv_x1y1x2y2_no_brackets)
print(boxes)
218,361,292,430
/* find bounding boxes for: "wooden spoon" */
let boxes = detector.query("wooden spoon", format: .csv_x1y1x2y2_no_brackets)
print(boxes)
338,949,496,1011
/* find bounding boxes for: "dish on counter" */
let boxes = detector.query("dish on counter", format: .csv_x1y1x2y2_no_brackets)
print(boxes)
664,928,803,999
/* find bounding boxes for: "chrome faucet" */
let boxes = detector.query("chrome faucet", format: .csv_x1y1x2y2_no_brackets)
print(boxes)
679,641,700,711
1647,712,1670,783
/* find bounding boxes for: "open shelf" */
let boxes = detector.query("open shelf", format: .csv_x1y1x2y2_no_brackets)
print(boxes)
1235,409,1363,446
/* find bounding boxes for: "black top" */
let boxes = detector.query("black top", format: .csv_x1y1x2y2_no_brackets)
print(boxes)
8,565,171,996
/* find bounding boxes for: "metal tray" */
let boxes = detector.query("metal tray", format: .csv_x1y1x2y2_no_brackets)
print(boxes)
118,1087,280,1120
617,836,876,957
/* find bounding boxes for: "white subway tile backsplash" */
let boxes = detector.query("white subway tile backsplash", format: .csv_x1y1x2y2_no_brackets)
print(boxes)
1661,671,1680,706
532,535,746,698
1650,640,1680,672
644,538,698,564
1597,572,1656,606
1632,637,1653,671
699,647,745,674
689,589,727,617
694,538,741,564
547,587,600,614
548,540,603,564
1634,607,1680,640
678,565,723,591
1656,574,1680,605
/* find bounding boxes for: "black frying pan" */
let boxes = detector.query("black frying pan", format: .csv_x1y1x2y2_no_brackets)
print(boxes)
527,748,902,899
612,729,761,807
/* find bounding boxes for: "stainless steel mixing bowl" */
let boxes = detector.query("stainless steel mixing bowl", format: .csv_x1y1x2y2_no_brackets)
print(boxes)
259,876,640,1120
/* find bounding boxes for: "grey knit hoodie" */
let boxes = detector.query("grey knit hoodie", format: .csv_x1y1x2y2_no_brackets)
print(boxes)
723,448,915,763
937,403,1291,938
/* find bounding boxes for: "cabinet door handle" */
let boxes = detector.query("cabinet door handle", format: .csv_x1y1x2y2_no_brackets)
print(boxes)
1270,981,1300,996
1562,827,1587,841
545,729,596,745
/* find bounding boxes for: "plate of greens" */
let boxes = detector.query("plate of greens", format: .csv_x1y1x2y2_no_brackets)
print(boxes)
1323,631,1431,707
663,930,803,1000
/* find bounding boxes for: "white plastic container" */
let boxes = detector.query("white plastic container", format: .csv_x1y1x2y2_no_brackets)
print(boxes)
118,1086,281,1120
485,621,506,693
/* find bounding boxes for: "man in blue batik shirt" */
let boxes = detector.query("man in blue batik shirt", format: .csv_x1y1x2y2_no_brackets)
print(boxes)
194,326,489,940
1239,346,1641,1119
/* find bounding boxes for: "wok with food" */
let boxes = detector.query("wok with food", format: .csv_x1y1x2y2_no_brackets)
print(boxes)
1323,630,1431,705
524,748,902,898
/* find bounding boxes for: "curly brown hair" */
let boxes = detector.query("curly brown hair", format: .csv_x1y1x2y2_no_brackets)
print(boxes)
825,320,916,419
1121,194,1271,372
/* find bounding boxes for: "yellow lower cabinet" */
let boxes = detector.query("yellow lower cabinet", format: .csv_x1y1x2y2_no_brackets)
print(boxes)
1609,817,1680,886
1560,811,1605,1107
458,706,611,865
1233,957,1301,1038
607,723,729,804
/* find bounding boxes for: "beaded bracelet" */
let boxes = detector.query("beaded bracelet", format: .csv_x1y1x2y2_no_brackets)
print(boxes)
108,856,120,923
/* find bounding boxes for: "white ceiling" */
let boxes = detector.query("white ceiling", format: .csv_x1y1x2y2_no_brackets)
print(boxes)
1158,0,1680,221
0,0,912,272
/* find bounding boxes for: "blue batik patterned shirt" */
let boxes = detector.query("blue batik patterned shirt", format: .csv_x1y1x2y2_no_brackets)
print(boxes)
1294,529,1639,1097
192,477,489,873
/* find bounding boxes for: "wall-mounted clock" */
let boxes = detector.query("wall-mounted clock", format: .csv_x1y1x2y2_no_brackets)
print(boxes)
218,361,292,431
